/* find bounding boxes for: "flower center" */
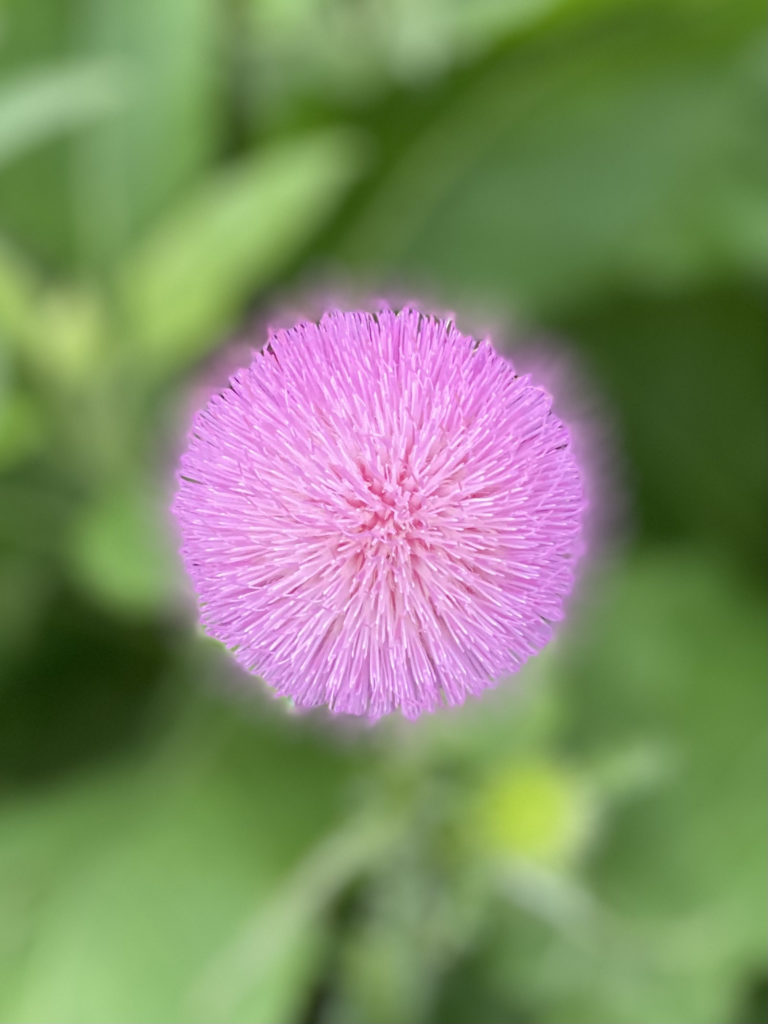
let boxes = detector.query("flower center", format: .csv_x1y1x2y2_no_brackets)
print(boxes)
351,459,425,539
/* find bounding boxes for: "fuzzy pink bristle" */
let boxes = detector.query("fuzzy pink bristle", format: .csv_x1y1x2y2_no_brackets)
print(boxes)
172,307,586,720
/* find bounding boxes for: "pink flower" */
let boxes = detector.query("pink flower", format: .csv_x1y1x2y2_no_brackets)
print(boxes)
173,307,585,720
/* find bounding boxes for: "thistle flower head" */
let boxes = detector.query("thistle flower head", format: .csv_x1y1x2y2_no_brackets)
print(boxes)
173,307,585,719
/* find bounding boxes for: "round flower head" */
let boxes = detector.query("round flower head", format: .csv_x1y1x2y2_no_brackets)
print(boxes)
173,307,585,720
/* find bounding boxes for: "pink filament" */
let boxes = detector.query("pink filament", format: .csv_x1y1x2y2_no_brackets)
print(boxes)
173,308,586,719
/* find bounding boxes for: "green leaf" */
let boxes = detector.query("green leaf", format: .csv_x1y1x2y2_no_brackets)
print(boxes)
119,128,367,378
0,61,127,168
559,283,767,571
564,552,767,952
194,811,398,1020
541,551,766,1024
0,239,41,347
69,479,179,616
73,0,220,264
436,550,766,1024
335,0,765,314
0,391,44,471
0,550,52,674
243,0,567,122
0,693,358,1023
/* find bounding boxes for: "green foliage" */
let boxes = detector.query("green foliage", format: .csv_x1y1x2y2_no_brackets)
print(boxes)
0,0,765,1021
120,129,367,377
73,0,220,265
68,480,178,614
0,241,40,346
0,60,127,169
336,0,765,313
0,697,362,1023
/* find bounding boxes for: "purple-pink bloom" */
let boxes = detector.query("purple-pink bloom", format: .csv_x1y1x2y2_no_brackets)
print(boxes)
173,307,585,720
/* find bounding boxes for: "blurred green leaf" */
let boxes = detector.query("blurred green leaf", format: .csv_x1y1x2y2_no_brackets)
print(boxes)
0,694,357,1023
0,391,44,470
565,553,767,953
0,239,40,346
120,129,367,377
69,479,178,615
432,550,766,1024
0,582,171,785
0,60,127,168
74,0,219,264
245,0,566,121
336,0,765,313
559,283,767,571
509,551,766,1024
331,828,479,1024
469,907,750,1024
20,284,107,393
195,811,399,1020
0,551,52,673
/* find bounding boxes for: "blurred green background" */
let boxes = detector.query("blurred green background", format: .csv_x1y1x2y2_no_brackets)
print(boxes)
0,0,766,1021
